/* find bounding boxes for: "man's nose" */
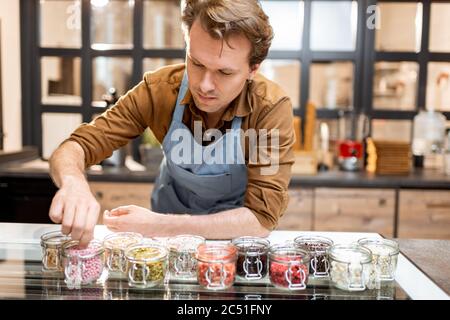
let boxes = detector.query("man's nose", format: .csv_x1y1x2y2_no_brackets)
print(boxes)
199,71,215,94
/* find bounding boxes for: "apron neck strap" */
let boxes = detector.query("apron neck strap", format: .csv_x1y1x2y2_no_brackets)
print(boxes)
173,71,189,123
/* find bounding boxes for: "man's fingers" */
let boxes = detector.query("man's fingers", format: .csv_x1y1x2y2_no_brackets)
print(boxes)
49,196,63,224
108,207,130,216
70,204,88,242
61,203,75,235
79,204,99,247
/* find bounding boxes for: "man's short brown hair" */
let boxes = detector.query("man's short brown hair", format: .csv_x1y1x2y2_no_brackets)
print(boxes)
181,0,274,67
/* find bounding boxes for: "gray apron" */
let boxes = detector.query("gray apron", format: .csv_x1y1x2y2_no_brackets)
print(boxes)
151,72,248,214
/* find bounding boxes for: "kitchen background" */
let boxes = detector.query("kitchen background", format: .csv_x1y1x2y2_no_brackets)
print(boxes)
0,0,449,239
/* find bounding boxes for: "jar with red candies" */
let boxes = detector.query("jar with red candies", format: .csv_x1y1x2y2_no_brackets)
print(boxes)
268,243,310,290
196,243,237,290
232,236,270,281
61,240,106,289
294,235,333,278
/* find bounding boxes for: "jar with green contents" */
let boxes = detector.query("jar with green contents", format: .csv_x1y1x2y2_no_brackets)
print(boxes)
329,244,377,291
357,238,399,281
103,232,143,273
167,235,205,280
125,243,168,288
40,231,71,272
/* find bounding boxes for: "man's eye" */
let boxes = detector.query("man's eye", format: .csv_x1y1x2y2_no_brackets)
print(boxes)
193,61,203,67
220,71,232,76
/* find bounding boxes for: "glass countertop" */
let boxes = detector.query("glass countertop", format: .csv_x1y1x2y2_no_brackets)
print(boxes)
0,224,447,300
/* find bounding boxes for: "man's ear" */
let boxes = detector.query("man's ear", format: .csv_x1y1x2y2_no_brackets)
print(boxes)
249,63,260,80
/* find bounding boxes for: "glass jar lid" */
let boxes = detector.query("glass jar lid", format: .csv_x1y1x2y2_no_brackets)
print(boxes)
196,243,238,263
103,232,143,250
125,243,168,263
167,234,205,253
293,235,334,252
328,244,372,264
40,231,71,248
268,243,310,264
357,238,399,256
231,236,270,256
62,240,104,259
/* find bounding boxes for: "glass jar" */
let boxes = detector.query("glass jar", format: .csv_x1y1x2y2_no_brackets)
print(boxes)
329,244,377,291
61,240,106,289
124,243,168,288
357,238,399,281
294,235,333,278
103,232,143,273
268,243,310,290
232,236,270,280
167,234,205,280
40,231,71,272
196,243,237,290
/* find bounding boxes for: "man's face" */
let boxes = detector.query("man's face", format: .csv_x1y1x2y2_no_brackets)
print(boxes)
185,19,258,115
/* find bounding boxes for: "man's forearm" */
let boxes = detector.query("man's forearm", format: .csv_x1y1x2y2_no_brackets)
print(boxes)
49,141,87,188
157,207,271,239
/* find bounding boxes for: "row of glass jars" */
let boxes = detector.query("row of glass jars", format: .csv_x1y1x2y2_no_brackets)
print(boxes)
40,231,400,292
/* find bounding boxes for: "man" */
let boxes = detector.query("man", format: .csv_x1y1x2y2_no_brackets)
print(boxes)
49,0,295,246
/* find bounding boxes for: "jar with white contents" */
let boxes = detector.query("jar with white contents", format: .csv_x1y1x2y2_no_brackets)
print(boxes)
103,232,143,273
329,244,378,291
357,238,399,281
167,234,205,280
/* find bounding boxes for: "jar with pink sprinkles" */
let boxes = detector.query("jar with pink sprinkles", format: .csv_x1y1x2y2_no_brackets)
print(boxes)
62,240,106,289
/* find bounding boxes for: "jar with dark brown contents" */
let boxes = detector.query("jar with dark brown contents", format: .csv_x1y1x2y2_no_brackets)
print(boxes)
232,237,270,281
294,235,333,278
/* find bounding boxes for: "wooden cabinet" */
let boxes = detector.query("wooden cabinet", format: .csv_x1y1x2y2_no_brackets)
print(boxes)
399,190,450,239
314,188,395,237
89,182,154,223
276,188,313,231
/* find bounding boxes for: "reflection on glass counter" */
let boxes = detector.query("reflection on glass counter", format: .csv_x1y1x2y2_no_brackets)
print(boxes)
143,0,184,49
40,0,82,48
41,56,82,106
91,0,134,50
373,62,418,111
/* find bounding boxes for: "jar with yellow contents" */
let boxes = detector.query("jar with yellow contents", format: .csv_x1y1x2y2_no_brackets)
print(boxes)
125,243,168,288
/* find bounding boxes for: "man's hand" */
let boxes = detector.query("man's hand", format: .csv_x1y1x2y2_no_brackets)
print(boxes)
49,176,100,247
103,205,161,236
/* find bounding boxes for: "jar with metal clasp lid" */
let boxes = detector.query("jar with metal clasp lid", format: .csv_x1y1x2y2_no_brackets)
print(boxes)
232,236,270,281
61,239,106,289
196,243,238,290
357,238,399,281
167,234,205,280
40,231,71,272
294,235,334,278
103,232,143,273
124,243,168,288
268,242,310,290
329,244,378,291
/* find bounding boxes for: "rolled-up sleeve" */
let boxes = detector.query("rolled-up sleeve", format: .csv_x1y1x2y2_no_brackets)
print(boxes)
243,97,295,230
